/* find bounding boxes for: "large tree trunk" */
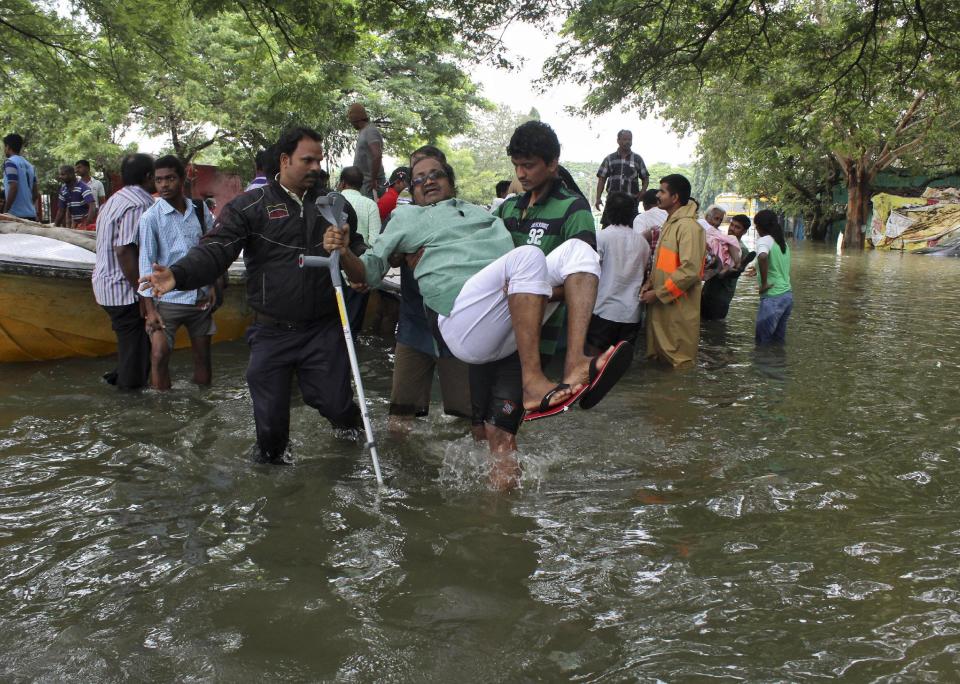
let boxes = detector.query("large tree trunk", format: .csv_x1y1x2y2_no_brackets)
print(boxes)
841,159,873,250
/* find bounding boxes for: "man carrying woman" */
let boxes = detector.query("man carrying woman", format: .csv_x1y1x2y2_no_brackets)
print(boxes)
323,154,632,487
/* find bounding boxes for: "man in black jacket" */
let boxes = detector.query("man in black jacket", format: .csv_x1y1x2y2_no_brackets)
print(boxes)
140,127,365,464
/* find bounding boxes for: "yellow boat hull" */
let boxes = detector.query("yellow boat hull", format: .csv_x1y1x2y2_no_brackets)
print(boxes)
0,268,253,363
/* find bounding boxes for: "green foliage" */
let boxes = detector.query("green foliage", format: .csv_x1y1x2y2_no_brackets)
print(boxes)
1,0,500,183
545,0,960,243
438,105,539,204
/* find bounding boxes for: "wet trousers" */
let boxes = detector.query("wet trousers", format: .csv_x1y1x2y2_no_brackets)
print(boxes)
755,291,793,344
101,302,150,390
245,317,359,459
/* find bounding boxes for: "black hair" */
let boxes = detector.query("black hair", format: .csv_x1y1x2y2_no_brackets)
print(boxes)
753,209,786,253
495,180,512,198
276,126,323,159
389,166,410,184
617,129,632,138
154,154,185,179
58,164,75,176
602,192,638,227
557,165,587,199
660,174,691,205
339,166,364,189
3,133,24,153
263,144,280,179
120,153,155,186
409,145,446,166
730,213,751,230
254,149,267,172
506,121,561,164
75,159,91,169
316,168,330,192
641,189,659,209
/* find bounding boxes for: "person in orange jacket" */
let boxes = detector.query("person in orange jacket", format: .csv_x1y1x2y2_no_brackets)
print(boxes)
640,174,706,367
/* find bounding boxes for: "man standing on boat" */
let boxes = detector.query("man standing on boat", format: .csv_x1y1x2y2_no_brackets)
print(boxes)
139,127,364,465
3,133,38,220
347,103,385,199
138,155,218,390
92,153,156,390
54,165,96,229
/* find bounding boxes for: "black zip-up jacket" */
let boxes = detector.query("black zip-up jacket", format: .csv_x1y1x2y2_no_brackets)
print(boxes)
170,181,364,322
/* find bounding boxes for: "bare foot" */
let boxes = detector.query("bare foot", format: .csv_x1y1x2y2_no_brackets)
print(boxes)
471,424,488,443
489,452,521,491
563,344,616,388
522,374,580,411
387,415,413,438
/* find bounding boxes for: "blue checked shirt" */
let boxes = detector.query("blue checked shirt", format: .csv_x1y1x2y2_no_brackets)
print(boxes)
138,198,214,304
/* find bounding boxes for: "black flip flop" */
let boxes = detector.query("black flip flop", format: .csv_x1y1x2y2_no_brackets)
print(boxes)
579,341,634,410
524,383,588,422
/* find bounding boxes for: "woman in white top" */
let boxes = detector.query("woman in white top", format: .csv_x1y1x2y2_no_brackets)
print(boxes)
587,192,650,354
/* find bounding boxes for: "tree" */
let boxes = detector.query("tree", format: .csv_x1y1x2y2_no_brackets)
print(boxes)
439,105,540,204
544,0,960,248
1,0,505,182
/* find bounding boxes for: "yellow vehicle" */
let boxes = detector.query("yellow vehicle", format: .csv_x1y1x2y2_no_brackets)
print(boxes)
713,193,767,221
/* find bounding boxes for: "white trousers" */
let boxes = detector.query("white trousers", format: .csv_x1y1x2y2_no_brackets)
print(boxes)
438,240,600,364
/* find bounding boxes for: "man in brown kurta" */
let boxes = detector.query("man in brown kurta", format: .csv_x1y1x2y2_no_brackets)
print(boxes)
640,174,706,366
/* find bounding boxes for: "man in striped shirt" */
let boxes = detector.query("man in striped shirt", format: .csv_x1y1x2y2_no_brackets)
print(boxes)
139,155,218,390
92,153,156,389
3,133,38,219
54,165,96,228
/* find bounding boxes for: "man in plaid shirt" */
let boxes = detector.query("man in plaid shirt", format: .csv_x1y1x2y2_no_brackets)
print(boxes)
594,129,648,211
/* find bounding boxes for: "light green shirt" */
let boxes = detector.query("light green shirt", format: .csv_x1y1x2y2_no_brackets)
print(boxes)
756,235,791,297
341,187,381,247
359,198,514,316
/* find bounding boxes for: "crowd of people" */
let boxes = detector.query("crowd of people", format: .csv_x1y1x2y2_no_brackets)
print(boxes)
3,108,793,489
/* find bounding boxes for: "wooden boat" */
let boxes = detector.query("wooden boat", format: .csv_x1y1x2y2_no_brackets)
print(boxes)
0,226,252,363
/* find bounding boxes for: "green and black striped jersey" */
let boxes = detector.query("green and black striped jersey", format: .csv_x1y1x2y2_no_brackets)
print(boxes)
495,179,597,254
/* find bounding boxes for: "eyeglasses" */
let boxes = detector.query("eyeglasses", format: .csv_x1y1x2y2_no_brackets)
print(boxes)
411,169,447,188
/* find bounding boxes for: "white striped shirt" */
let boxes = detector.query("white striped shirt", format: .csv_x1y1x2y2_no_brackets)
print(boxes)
92,185,155,306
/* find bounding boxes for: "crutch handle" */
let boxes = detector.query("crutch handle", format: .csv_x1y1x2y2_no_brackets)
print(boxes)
299,251,342,287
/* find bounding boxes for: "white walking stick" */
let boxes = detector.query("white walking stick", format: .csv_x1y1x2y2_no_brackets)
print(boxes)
299,192,383,486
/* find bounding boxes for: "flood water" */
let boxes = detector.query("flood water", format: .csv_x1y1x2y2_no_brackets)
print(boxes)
1,246,959,681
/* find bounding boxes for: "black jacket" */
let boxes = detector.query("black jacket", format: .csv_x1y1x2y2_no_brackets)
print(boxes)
170,181,364,322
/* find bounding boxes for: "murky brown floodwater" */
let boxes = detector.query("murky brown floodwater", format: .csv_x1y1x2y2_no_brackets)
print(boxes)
1,245,959,681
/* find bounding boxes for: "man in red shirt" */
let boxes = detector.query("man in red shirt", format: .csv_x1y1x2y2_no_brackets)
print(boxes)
377,166,409,221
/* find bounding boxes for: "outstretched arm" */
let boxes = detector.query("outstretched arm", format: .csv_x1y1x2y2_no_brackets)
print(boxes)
169,201,248,291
